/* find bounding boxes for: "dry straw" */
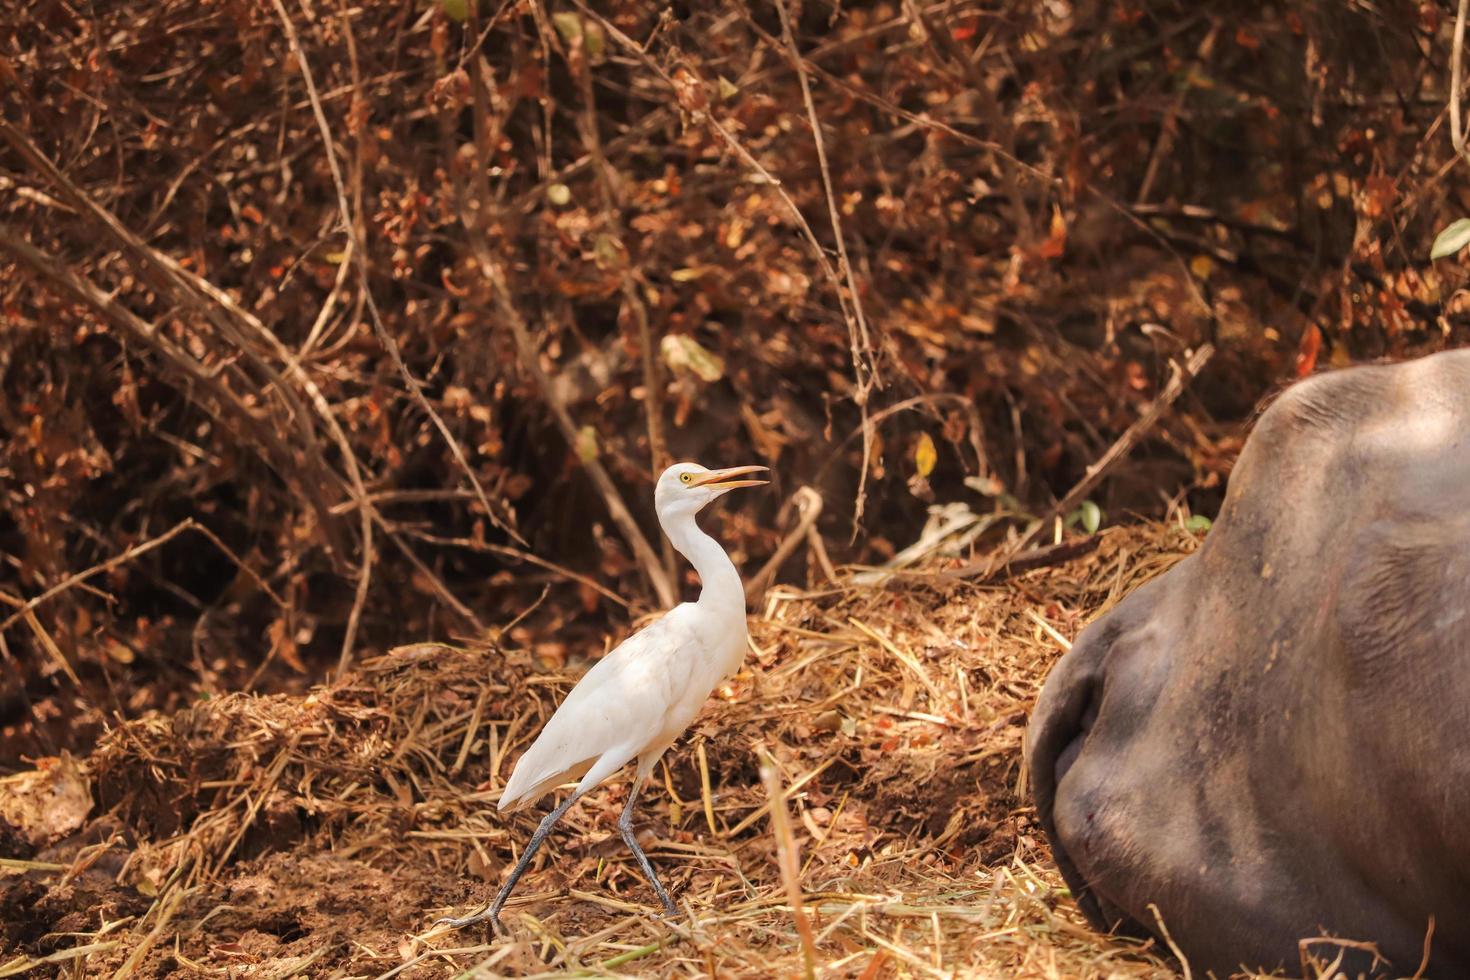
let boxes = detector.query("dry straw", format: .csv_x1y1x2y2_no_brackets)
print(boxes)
1,523,1334,979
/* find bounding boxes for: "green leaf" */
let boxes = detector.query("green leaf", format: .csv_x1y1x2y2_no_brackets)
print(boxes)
1184,514,1213,533
660,334,725,382
1431,218,1470,260
440,0,469,21
574,425,599,463
551,12,583,46
583,22,605,62
1079,499,1102,535
717,76,739,101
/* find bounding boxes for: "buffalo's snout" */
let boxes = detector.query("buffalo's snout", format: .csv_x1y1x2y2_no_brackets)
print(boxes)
1027,615,1110,926
1027,577,1176,936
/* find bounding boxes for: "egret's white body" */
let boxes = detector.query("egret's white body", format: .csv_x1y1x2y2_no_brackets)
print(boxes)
498,602,747,812
439,461,766,932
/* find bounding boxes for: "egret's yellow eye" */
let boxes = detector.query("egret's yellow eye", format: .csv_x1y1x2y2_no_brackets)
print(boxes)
680,473,692,484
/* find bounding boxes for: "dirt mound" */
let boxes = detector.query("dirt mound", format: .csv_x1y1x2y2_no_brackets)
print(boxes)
0,525,1198,978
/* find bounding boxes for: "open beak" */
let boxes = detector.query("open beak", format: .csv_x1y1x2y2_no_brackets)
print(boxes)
690,464,769,491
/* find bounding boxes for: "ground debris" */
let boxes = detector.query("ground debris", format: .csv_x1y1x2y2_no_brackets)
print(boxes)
0,524,1216,978
0,753,91,852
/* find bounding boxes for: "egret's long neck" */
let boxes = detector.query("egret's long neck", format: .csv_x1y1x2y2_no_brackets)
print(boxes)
662,511,746,619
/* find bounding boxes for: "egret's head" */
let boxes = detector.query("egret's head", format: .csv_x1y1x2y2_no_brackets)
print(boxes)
654,462,768,519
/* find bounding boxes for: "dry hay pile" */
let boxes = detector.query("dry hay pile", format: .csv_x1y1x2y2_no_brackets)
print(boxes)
0,524,1213,979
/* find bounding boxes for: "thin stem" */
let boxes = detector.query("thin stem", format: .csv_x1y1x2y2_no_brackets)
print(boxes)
459,5,675,607
1455,0,1469,163
565,30,677,586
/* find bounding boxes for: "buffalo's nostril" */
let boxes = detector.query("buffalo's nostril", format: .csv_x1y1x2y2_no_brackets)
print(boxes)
1028,620,1121,933
1052,682,1100,788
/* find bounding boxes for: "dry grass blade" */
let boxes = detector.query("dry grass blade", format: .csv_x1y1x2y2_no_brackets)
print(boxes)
1453,0,1470,164
0,858,66,872
1147,903,1191,980
1025,609,1073,652
759,751,818,980
1411,915,1436,980
0,941,118,978
110,881,193,980
848,616,945,705
696,739,719,836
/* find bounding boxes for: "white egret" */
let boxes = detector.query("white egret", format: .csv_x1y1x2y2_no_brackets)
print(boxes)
438,461,768,931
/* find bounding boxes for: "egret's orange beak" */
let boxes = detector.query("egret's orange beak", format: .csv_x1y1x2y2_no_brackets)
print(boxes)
690,464,769,491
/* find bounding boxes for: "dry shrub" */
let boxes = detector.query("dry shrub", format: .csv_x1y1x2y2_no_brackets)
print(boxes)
0,0,1457,761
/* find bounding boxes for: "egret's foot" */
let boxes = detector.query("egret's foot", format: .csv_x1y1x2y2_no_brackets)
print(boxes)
435,908,505,933
643,897,679,924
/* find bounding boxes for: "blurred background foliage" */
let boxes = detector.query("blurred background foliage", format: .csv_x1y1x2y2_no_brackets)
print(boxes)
1,0,1465,760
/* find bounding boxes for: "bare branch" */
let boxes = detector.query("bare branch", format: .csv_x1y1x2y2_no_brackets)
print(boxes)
0,120,361,566
560,23,677,584
1454,0,1470,164
991,343,1216,570
0,227,319,520
276,0,522,550
772,0,882,540
572,0,882,394
456,4,676,609
745,487,825,604
0,520,284,635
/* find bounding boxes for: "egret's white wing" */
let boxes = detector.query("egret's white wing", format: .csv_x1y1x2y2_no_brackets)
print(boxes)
497,606,707,812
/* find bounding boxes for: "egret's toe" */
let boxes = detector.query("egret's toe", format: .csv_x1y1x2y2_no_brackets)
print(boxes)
435,909,505,933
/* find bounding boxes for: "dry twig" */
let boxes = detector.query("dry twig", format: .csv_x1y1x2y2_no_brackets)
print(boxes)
455,4,676,608
745,487,825,603
0,227,314,515
992,343,1215,567
0,519,282,634
772,0,882,540
561,23,677,583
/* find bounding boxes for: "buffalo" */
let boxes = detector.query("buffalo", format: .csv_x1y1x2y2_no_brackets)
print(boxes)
1028,349,1470,977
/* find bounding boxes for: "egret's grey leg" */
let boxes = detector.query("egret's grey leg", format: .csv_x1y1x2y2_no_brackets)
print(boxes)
617,777,677,916
437,795,577,931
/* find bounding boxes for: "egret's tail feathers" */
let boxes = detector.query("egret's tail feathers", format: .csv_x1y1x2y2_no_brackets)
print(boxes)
497,756,596,813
